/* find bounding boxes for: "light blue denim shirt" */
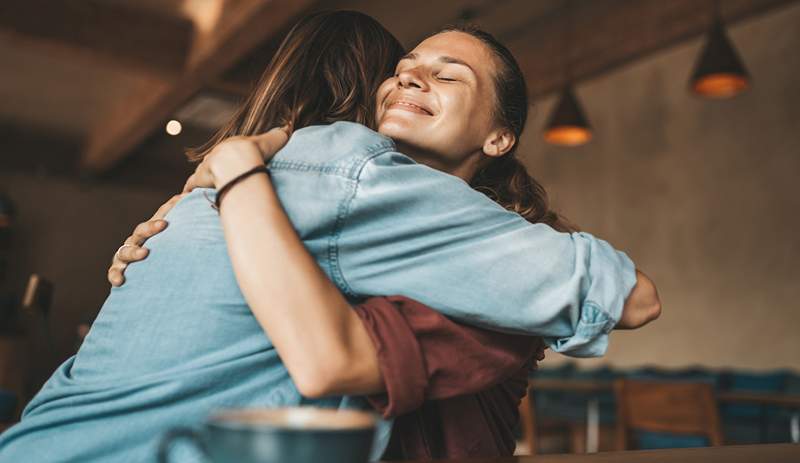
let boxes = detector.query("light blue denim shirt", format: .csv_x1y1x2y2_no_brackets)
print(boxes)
0,121,636,462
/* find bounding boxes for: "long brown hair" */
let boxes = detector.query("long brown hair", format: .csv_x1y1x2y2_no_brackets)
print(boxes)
187,11,405,160
438,25,576,232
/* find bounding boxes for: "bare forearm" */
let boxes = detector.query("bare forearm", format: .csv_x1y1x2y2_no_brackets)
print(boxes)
616,269,662,329
218,171,383,397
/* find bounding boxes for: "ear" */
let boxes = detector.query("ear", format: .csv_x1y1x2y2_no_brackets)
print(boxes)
481,128,516,158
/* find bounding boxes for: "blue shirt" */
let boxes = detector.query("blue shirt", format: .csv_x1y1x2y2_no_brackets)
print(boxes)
0,122,636,462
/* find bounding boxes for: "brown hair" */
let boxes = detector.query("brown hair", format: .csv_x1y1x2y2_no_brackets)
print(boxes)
187,10,405,160
438,25,576,232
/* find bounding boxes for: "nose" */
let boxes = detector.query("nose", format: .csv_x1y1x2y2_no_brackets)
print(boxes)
397,67,429,91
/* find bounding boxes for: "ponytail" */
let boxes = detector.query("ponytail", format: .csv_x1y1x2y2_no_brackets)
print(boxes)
471,156,576,232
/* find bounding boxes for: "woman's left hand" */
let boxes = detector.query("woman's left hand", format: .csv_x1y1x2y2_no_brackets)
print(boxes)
183,126,290,193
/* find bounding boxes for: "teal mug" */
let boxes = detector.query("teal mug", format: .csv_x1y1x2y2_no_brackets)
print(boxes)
158,407,376,463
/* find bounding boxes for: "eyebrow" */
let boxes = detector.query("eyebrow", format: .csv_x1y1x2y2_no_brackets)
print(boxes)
399,53,476,75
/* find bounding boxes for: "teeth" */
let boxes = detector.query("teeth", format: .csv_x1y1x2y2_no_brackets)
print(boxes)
393,101,429,114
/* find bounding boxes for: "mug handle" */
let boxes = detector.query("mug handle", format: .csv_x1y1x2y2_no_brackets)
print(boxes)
157,427,208,463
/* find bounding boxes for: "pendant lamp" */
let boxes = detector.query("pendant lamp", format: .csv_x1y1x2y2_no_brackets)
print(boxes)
690,4,750,98
544,0,592,146
544,86,592,146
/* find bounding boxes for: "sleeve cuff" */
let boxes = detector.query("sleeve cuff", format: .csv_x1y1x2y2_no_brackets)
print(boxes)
352,297,428,418
548,237,638,358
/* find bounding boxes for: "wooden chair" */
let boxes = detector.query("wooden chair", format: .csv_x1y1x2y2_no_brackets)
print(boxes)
614,378,723,450
518,391,537,454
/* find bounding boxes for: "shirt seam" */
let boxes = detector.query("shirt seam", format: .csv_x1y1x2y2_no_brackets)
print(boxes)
268,140,396,180
328,142,397,297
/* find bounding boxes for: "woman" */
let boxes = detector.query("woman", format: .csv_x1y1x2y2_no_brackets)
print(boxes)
0,11,659,462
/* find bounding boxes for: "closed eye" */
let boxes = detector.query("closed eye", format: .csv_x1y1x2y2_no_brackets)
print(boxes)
437,75,457,82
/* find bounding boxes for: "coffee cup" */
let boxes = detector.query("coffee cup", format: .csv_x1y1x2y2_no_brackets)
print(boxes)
157,407,377,463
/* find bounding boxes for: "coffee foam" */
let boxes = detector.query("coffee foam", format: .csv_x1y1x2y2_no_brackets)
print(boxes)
211,407,376,431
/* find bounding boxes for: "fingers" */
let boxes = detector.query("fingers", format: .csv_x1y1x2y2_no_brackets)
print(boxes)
184,160,215,192
108,192,185,287
108,265,126,287
128,220,166,247
117,243,149,263
252,127,290,159
182,174,196,193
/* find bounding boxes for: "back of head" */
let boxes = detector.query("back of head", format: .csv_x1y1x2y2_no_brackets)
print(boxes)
189,10,405,160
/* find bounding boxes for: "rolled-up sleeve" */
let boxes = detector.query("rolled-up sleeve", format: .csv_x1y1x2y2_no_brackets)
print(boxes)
352,295,536,418
336,151,638,357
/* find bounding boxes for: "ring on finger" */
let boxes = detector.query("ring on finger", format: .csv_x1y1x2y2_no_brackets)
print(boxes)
115,244,134,259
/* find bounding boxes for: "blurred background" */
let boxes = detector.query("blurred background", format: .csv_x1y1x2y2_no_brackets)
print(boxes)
0,0,798,454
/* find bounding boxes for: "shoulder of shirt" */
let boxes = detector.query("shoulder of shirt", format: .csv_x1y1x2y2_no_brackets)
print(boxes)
268,121,407,179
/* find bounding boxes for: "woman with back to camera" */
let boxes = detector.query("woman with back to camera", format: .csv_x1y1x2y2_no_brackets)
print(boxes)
0,10,660,462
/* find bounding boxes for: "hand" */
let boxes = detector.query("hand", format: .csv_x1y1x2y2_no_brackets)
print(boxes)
182,126,290,193
107,193,187,287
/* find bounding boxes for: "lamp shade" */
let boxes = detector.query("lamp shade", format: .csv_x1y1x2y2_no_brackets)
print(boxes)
690,19,750,98
544,86,592,146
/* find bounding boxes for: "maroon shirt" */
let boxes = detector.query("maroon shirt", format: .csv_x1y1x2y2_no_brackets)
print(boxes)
353,296,542,460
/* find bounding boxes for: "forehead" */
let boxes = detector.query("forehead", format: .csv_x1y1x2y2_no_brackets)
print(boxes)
411,31,497,76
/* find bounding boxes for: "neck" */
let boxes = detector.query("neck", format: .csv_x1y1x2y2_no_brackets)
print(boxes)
395,141,482,183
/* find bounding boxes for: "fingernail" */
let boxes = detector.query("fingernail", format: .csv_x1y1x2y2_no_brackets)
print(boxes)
155,220,167,229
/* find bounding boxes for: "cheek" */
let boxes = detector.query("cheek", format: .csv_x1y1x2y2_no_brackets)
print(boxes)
437,92,484,138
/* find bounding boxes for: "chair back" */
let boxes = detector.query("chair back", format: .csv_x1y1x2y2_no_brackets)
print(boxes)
614,378,723,450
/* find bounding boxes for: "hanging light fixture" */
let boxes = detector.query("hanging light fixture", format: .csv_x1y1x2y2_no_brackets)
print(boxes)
689,1,750,98
544,86,592,146
545,0,592,146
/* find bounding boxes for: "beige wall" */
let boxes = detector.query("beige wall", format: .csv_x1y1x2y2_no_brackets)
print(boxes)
519,4,800,371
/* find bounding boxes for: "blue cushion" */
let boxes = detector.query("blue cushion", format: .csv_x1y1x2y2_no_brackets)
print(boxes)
634,431,709,449
721,371,788,420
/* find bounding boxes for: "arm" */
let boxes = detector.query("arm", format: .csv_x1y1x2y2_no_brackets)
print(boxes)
617,269,662,329
336,150,646,357
208,153,381,398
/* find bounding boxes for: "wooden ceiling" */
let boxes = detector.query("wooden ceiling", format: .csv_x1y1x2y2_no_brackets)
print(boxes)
0,0,796,185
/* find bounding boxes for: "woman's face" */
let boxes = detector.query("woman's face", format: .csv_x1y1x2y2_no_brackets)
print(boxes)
375,31,510,177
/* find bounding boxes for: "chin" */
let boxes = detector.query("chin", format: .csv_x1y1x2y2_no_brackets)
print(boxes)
377,119,412,138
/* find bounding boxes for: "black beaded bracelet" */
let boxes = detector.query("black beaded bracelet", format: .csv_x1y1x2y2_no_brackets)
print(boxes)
213,165,270,211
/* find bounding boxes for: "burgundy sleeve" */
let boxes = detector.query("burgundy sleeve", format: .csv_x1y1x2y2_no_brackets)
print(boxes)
352,295,539,418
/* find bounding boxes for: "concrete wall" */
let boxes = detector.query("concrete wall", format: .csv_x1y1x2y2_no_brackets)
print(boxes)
518,3,800,370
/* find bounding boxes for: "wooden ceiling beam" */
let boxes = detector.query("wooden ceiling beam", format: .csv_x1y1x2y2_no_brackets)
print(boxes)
503,0,798,97
79,0,316,175
0,0,196,76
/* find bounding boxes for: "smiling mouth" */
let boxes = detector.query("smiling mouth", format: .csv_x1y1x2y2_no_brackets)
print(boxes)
387,100,433,116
